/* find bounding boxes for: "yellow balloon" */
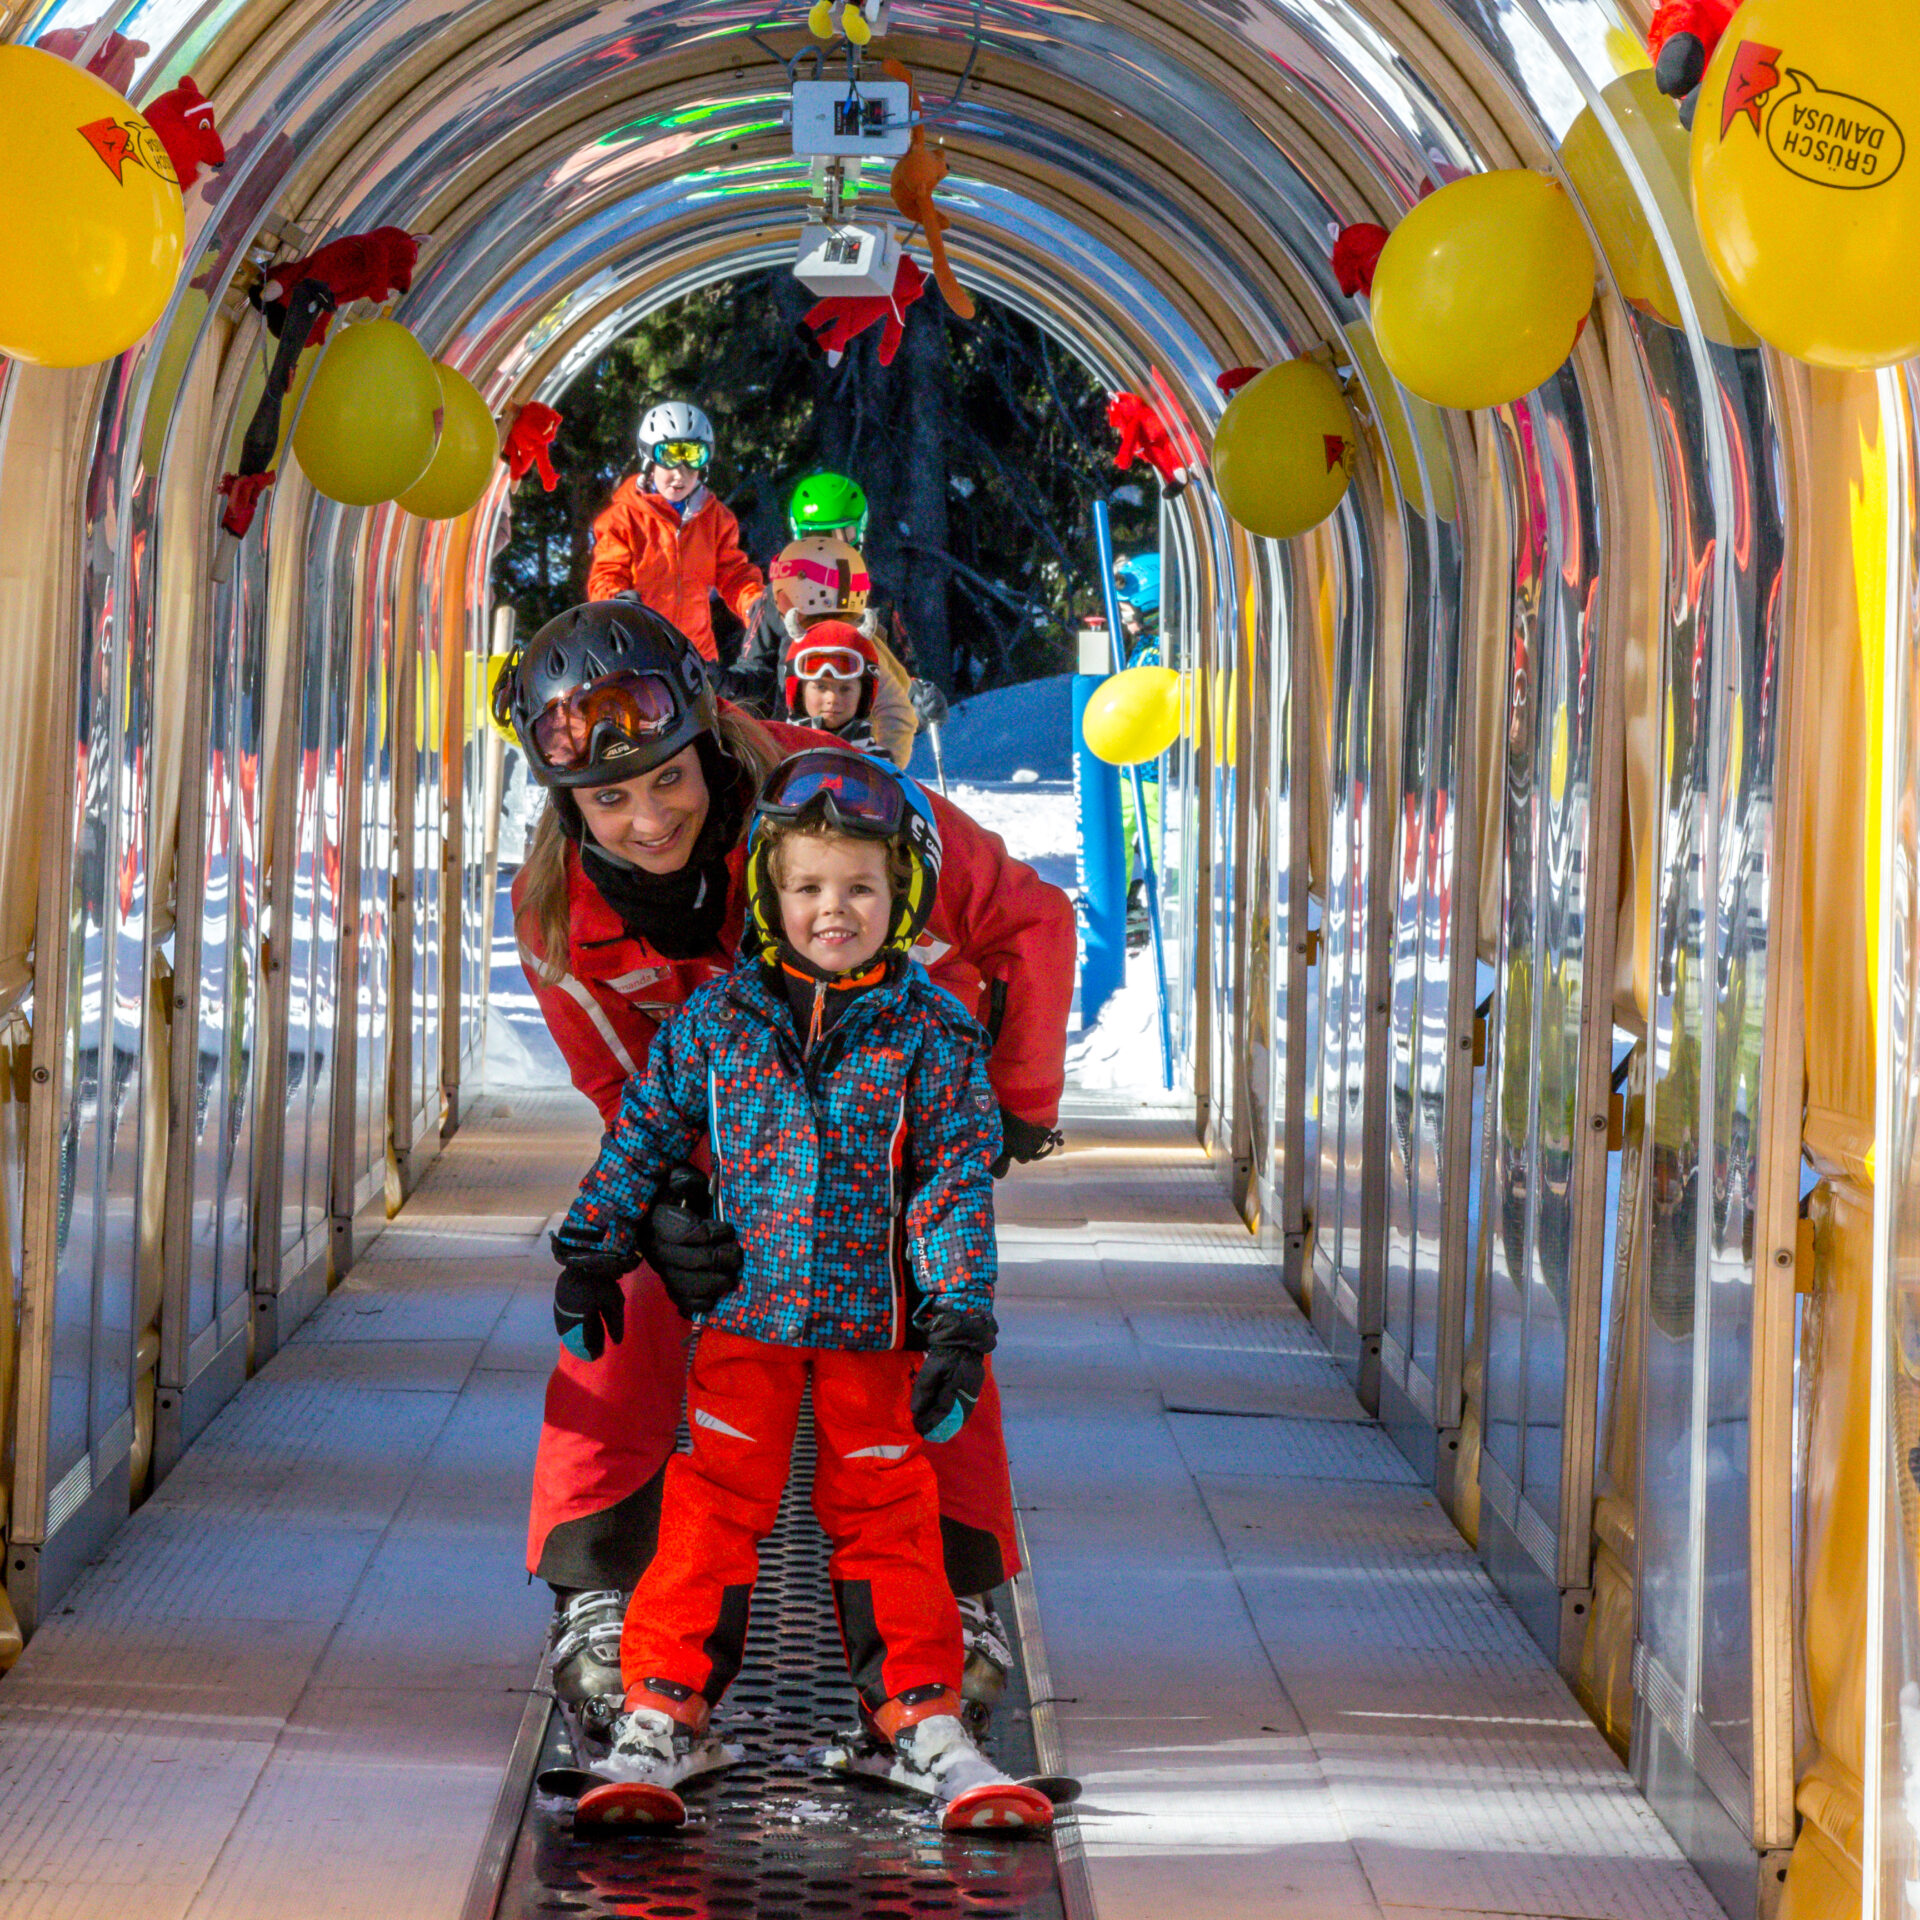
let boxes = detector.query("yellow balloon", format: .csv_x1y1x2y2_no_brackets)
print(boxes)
1560,70,1754,347
292,319,441,507
1372,172,1595,410
1343,322,1457,521
397,364,498,520
1083,666,1182,766
1691,0,1920,367
0,46,186,367
1213,357,1358,541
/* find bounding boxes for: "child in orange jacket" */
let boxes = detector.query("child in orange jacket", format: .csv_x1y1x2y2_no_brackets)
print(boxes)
586,400,765,663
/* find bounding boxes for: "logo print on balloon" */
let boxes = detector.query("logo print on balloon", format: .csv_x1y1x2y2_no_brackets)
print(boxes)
78,116,181,187
1763,70,1905,189
1720,41,1783,139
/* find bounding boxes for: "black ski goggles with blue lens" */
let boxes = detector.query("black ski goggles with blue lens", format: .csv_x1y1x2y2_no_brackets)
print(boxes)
755,747,907,838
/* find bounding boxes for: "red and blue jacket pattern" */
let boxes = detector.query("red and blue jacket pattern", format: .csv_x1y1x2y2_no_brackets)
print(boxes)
558,953,1001,1351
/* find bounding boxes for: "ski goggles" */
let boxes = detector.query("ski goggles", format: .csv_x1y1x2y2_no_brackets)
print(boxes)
790,642,869,683
757,747,907,837
649,438,711,470
529,671,680,770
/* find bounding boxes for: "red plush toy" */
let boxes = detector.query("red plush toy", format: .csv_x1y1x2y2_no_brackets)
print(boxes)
260,226,419,344
1648,0,1735,105
144,77,224,187
800,254,928,367
1331,222,1389,299
217,471,277,539
1106,391,1188,498
503,403,562,492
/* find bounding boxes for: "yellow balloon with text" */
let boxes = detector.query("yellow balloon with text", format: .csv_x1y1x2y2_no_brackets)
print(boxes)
1083,666,1182,766
1690,0,1920,367
0,46,185,366
397,364,498,520
1560,70,1754,348
292,319,441,507
1372,171,1595,410
1213,357,1359,541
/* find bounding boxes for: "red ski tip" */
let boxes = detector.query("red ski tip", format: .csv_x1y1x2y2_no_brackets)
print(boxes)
574,1780,687,1830
942,1781,1055,1832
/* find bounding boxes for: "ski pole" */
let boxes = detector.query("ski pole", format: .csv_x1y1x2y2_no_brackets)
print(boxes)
927,719,949,795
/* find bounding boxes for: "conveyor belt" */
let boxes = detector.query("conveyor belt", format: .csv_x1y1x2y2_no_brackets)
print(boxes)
482,1409,1067,1920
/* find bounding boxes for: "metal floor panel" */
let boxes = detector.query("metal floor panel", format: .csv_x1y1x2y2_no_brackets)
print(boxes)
998,1113,1727,1920
490,1407,1066,1920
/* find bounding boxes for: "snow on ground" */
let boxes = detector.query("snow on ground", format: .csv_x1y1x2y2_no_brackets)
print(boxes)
1067,943,1172,1091
480,670,1174,1097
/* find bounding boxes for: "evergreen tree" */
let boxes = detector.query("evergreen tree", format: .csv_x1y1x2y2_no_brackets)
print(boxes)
491,272,1159,692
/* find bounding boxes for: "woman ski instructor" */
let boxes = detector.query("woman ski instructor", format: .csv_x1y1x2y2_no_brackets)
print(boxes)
497,596,1075,1759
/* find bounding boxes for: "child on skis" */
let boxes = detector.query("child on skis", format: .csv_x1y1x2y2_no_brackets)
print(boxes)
586,399,765,663
547,746,1047,1826
779,619,905,766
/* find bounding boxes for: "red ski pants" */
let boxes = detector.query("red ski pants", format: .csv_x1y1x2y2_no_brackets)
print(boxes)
527,1265,1018,1596
621,1329,963,1712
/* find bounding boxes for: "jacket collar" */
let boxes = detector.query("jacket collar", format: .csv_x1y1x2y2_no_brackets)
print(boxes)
562,839,747,978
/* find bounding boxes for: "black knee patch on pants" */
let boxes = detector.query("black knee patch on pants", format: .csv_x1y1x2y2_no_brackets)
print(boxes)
535,1466,669,1591
940,1516,1006,1597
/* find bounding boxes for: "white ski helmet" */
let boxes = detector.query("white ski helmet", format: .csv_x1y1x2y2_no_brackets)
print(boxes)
636,400,714,461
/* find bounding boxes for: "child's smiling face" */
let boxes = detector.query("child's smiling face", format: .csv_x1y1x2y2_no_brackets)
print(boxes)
774,834,891,973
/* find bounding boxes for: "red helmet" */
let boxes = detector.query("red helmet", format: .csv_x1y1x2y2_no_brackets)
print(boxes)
782,618,878,719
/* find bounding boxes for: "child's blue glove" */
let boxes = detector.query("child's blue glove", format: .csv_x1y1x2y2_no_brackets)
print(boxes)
911,1307,997,1444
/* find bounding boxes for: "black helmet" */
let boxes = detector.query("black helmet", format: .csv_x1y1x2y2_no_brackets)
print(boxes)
496,598,718,789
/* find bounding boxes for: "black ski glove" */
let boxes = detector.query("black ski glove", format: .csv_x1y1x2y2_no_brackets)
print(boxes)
552,1250,631,1362
991,1109,1065,1179
911,1306,998,1444
639,1163,743,1320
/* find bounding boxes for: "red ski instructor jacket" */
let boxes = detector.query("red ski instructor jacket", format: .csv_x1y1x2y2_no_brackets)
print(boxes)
514,718,1076,1134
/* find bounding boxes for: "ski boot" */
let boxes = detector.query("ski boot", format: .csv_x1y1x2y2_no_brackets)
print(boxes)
574,1681,742,1831
547,1588,627,1765
814,1684,1055,1833
958,1592,1013,1740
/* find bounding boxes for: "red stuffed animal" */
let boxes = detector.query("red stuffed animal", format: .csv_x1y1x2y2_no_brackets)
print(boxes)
503,403,562,492
800,255,927,367
1106,391,1188,498
1331,222,1389,299
260,227,419,344
1648,0,1735,106
144,77,224,187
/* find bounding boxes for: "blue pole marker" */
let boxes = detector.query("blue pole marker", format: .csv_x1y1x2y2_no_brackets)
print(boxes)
1073,659,1126,1029
1091,499,1175,1089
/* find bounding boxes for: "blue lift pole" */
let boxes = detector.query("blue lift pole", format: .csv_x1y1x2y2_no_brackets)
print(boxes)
1091,498,1175,1090
1072,641,1126,1029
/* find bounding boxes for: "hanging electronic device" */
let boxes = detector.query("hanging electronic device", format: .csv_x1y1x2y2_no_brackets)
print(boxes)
788,78,913,157
792,217,902,299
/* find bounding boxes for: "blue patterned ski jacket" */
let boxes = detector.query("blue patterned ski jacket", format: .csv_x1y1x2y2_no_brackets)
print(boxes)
558,953,1001,1351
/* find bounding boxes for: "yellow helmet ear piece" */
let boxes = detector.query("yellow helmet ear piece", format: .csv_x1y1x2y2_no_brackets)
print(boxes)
843,4,873,45
807,0,835,37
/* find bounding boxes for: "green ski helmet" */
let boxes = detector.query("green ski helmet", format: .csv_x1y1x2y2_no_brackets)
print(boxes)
788,471,869,546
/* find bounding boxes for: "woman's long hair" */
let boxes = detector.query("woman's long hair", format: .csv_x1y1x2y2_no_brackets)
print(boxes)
517,705,781,980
